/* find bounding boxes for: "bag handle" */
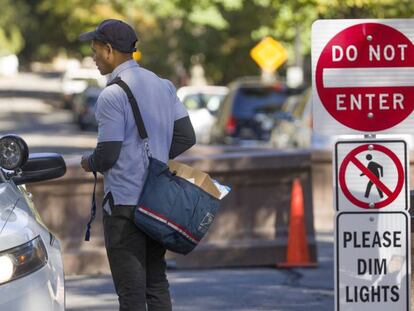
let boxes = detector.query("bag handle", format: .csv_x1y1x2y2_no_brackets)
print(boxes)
84,171,97,241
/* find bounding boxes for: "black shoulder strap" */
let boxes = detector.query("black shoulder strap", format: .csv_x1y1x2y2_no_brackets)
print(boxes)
108,77,148,139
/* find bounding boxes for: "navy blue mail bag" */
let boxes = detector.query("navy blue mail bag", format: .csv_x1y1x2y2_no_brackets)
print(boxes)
136,157,220,254
85,77,220,255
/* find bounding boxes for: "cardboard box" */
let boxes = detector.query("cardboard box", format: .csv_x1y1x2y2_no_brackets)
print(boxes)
168,160,221,199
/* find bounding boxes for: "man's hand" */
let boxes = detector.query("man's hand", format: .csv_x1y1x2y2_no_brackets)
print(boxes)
81,155,92,172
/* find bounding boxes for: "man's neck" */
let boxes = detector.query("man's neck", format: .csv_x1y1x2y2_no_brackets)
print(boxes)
111,56,133,72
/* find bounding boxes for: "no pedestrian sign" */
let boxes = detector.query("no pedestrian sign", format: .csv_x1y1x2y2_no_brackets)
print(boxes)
334,139,408,211
335,211,410,311
312,19,414,135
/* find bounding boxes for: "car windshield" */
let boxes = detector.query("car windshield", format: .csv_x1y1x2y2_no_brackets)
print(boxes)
232,86,288,119
183,93,226,113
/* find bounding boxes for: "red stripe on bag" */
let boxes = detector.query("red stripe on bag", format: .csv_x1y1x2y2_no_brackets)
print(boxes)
138,205,200,244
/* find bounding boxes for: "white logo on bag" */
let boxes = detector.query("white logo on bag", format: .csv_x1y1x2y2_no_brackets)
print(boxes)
198,213,215,233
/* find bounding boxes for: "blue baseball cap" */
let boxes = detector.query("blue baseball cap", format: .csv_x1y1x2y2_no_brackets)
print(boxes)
79,19,138,53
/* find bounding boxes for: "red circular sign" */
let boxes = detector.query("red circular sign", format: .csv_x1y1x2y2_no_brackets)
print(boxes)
339,144,404,209
316,23,414,131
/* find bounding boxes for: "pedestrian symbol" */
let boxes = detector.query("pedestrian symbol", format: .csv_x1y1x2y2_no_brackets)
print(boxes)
335,140,408,211
360,154,384,199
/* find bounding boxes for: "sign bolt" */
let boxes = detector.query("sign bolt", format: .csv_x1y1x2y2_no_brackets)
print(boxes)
367,35,373,41
369,202,375,208
368,145,374,150
369,217,375,222
368,112,374,119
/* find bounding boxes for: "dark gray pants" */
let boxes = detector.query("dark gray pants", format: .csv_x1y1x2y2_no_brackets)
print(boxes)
103,205,172,311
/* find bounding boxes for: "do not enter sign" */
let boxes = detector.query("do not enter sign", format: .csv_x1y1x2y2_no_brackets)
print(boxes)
312,20,414,134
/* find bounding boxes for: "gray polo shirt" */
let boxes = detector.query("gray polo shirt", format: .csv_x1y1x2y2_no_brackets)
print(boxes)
95,60,188,208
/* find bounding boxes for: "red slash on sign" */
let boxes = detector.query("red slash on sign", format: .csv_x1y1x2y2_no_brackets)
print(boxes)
339,144,404,209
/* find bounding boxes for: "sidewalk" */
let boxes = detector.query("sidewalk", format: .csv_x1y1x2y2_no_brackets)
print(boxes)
66,233,334,311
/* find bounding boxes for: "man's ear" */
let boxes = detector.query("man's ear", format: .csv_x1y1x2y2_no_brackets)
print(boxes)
105,43,113,59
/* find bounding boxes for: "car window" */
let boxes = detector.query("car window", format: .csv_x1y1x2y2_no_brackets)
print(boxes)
284,89,311,119
206,96,222,113
232,87,288,118
183,93,226,112
183,94,202,110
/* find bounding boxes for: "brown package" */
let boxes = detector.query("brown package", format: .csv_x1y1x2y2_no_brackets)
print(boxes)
167,160,221,199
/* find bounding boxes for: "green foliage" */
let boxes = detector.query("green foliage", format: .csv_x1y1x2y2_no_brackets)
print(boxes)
189,5,228,29
0,0,29,55
129,0,277,83
2,0,414,83
0,26,24,56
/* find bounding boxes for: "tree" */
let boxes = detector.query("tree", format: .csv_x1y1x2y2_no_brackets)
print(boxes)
0,0,27,56
9,0,414,84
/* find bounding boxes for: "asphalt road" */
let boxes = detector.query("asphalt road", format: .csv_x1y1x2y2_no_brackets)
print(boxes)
65,235,334,311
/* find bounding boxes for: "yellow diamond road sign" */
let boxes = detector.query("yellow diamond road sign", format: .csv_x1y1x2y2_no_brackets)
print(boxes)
250,37,288,71
133,50,142,61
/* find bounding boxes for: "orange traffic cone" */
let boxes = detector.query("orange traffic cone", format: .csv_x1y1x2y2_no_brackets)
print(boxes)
278,178,317,268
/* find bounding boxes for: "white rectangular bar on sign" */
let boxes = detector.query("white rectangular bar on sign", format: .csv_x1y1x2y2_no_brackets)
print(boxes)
334,139,409,212
335,211,410,311
324,67,414,88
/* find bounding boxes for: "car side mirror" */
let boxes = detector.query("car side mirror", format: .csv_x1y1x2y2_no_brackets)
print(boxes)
12,153,66,185
0,135,29,170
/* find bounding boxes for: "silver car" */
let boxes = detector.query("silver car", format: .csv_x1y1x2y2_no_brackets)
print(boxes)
0,135,66,310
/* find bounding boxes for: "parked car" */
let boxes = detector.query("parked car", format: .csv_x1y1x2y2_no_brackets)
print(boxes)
269,88,312,149
177,85,228,144
0,135,66,310
72,86,102,130
269,89,356,150
61,68,106,109
210,77,296,145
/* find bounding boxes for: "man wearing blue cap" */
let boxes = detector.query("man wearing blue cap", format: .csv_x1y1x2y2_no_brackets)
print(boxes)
79,19,195,311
